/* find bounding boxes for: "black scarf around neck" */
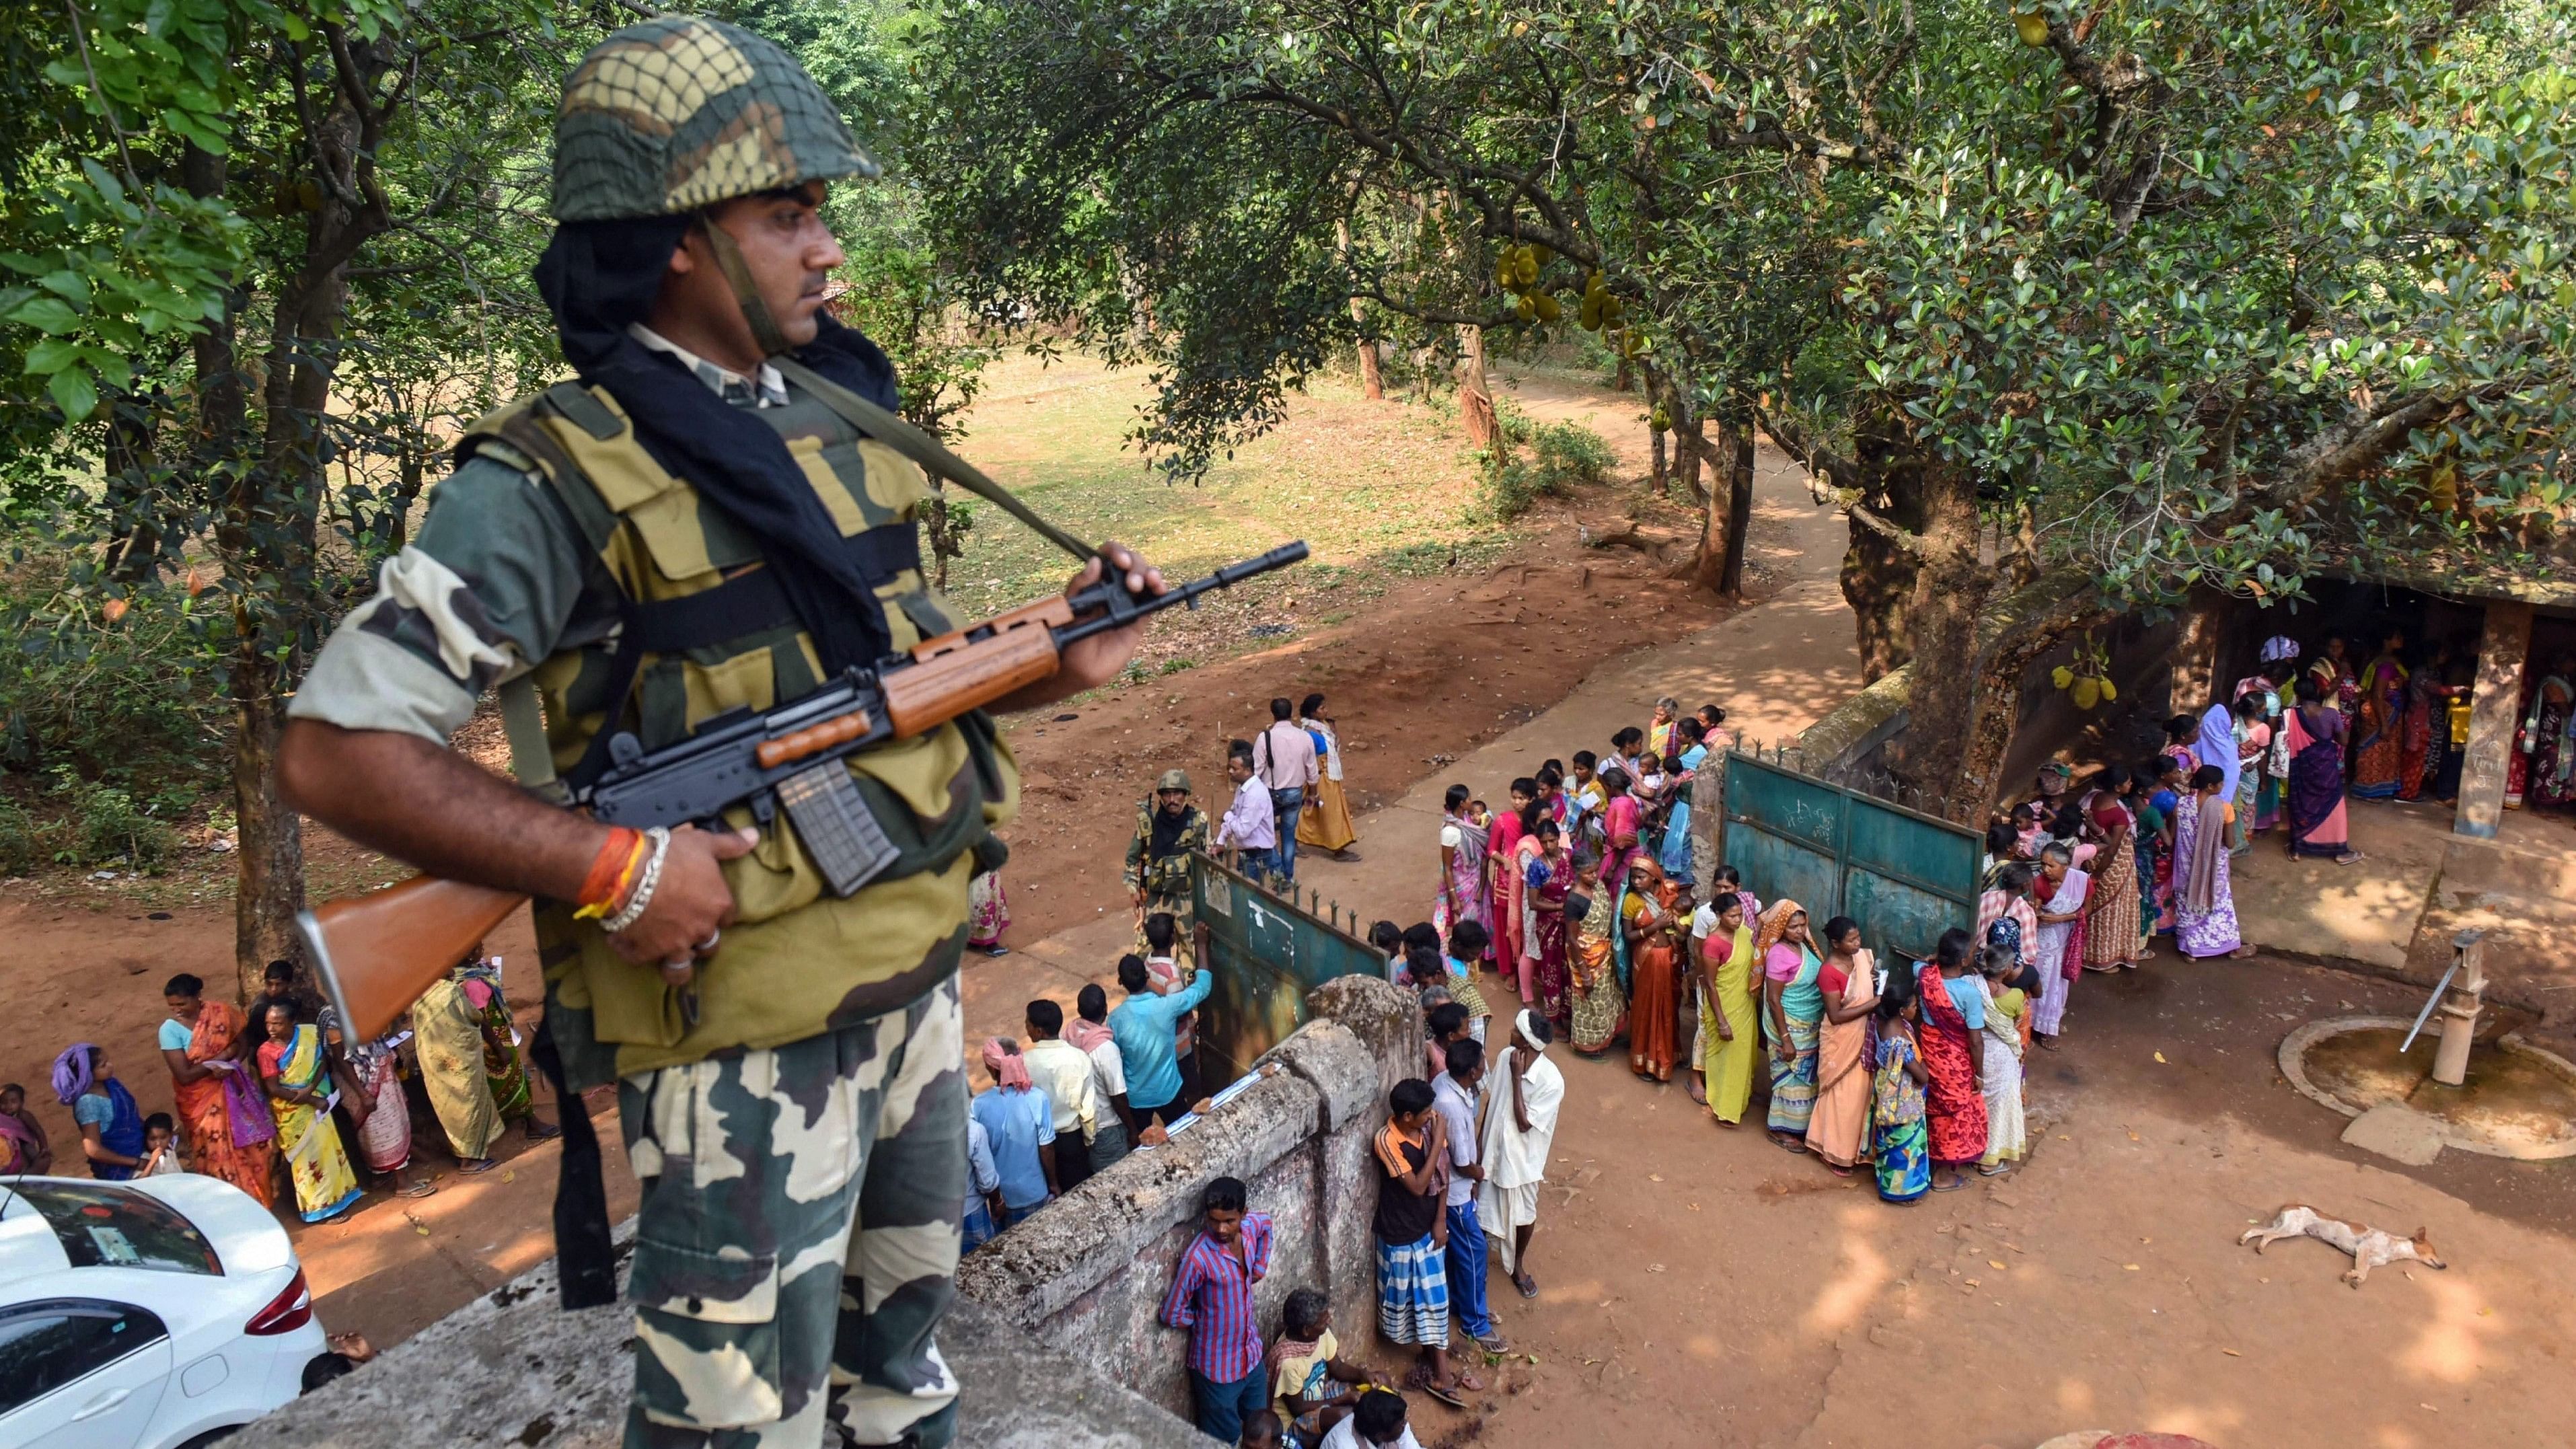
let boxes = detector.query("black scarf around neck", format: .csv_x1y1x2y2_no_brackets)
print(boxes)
1148,803,1198,860
533,219,905,675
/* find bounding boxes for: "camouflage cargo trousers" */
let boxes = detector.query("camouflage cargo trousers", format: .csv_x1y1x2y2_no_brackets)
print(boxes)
618,975,965,1448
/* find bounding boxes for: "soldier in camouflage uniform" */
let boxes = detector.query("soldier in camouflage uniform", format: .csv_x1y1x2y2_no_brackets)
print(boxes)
1125,768,1208,936
277,16,1163,1448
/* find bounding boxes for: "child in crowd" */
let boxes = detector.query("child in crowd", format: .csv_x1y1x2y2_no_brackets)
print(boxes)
1270,1286,1368,1446
1372,1080,1467,1406
1321,1389,1422,1449
1143,912,1204,1105
1370,921,1403,977
1442,922,1492,1040
1977,946,2030,1177
0,1082,52,1175
1240,1411,1285,1449
1870,971,1930,1203
1423,1002,1470,1078
1159,1177,1274,1442
137,1113,185,1177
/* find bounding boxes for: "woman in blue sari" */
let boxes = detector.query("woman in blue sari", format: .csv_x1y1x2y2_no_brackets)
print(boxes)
1658,719,1710,879
53,1044,145,1180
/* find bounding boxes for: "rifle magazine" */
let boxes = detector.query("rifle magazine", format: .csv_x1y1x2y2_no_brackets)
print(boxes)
776,762,901,898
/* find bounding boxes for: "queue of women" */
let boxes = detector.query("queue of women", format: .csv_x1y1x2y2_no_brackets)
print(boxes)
1428,697,2045,1202
13,949,557,1229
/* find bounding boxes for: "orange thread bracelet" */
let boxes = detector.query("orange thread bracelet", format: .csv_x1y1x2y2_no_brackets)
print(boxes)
573,827,645,919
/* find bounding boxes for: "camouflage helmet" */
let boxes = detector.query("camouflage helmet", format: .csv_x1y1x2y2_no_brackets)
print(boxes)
552,15,879,223
1157,769,1193,794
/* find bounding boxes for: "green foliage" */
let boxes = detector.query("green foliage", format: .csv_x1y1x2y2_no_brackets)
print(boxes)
50,768,176,870
0,563,229,787
1481,402,1614,521
0,798,40,876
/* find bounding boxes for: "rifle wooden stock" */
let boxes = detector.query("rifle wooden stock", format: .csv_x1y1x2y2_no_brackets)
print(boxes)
299,876,529,1042
882,594,1076,737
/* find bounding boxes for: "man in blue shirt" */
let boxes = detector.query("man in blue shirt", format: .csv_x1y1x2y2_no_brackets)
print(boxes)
1110,953,1214,1129
968,1038,1058,1226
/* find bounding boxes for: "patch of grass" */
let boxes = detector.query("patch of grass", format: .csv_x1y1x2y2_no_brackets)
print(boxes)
934,355,1506,624
1479,400,1617,521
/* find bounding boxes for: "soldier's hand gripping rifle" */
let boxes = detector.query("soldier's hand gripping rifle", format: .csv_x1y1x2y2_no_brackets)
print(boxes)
297,541,1309,1041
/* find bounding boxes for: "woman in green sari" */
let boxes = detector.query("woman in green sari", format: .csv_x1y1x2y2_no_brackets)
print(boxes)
1757,899,1825,1150
1695,896,1760,1125
1566,889,1625,1057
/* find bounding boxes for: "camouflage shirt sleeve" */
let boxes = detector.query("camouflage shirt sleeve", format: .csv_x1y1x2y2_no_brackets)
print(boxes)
289,451,617,741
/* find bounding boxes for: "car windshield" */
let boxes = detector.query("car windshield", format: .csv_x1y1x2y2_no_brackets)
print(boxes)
5,1181,221,1276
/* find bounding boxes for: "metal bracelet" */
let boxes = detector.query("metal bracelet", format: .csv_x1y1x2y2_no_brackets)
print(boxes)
599,826,671,934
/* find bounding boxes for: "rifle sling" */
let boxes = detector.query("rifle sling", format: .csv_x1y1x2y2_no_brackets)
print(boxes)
768,354,1099,566
531,1012,618,1311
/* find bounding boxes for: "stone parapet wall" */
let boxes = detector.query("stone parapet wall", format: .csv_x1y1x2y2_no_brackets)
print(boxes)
957,974,1421,1422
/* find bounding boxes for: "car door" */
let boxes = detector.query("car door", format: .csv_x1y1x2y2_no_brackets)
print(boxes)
0,1300,174,1449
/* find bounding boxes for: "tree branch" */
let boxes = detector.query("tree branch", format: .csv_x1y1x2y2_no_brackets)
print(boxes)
1752,401,1861,493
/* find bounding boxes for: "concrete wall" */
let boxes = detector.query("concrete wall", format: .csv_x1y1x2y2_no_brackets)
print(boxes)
956,975,1422,1423
252,1226,1210,1449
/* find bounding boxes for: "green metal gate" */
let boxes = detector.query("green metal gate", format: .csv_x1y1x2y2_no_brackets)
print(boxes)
1188,852,1385,1084
1720,747,1979,961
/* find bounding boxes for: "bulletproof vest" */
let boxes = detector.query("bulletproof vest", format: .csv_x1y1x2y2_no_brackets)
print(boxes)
458,380,1018,1082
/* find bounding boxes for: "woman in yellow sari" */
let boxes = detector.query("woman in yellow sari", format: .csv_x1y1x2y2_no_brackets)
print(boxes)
1695,896,1759,1125
257,1002,365,1224
1566,889,1624,1056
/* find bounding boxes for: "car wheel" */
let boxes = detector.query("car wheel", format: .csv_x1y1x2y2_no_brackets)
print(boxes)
176,1430,242,1449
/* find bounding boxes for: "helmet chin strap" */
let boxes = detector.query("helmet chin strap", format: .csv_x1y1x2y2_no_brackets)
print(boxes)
694,211,795,359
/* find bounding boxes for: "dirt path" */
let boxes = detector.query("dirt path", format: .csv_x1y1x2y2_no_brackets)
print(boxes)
1431,955,2576,1449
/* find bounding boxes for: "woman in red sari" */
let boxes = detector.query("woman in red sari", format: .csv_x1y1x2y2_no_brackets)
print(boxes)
1522,819,1576,1023
1487,778,1535,990
1913,930,1989,1192
1620,856,1691,1082
156,974,276,1207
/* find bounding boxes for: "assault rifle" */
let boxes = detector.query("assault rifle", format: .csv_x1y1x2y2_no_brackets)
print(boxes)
297,541,1309,1041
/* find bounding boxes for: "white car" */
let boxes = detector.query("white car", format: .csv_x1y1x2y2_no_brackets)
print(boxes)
0,1175,332,1449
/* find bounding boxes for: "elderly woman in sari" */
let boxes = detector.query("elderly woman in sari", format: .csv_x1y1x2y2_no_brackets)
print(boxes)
2027,842,2090,1045
2174,764,2258,959
1566,889,1623,1056
158,973,277,1206
2285,675,2360,860
258,1000,365,1223
1915,929,1989,1193
1757,900,1825,1150
2081,793,2144,974
1620,856,1691,1083
1804,916,1880,1176
1694,894,1761,1126
1522,820,1577,1023
2350,628,2410,799
1976,945,2029,1176
1656,720,1709,882
1436,784,1494,964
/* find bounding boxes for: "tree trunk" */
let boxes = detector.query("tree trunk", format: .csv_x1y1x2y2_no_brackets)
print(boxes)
1720,418,1754,595
1886,455,1991,821
1614,355,1633,394
1650,424,1668,490
1954,596,2110,811
1841,412,1931,682
1457,324,1497,450
100,394,169,583
1337,219,1383,401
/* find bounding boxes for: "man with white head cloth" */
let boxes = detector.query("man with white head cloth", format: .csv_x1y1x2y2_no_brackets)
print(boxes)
1477,1010,1565,1299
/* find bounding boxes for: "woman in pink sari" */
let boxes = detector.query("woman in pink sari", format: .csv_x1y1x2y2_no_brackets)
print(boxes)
1522,820,1576,1022
1487,778,1535,988
1596,764,1642,891
1435,784,1494,963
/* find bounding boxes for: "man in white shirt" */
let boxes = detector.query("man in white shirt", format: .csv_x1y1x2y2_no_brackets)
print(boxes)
1430,1040,1508,1353
1021,999,1101,1192
1253,697,1319,882
1215,741,1282,885
1068,983,1134,1170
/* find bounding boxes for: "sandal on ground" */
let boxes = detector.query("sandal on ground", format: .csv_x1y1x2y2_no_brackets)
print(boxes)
1771,1134,1808,1152
396,1180,437,1198
1451,1369,1485,1394
1514,1272,1539,1299
1474,1333,1512,1354
1423,1379,1469,1409
1977,1163,2012,1177
457,1157,501,1174
1931,1175,1970,1193
524,1119,563,1142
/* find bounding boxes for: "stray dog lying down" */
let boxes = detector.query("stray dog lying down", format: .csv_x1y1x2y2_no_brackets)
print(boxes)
2240,1203,2447,1287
